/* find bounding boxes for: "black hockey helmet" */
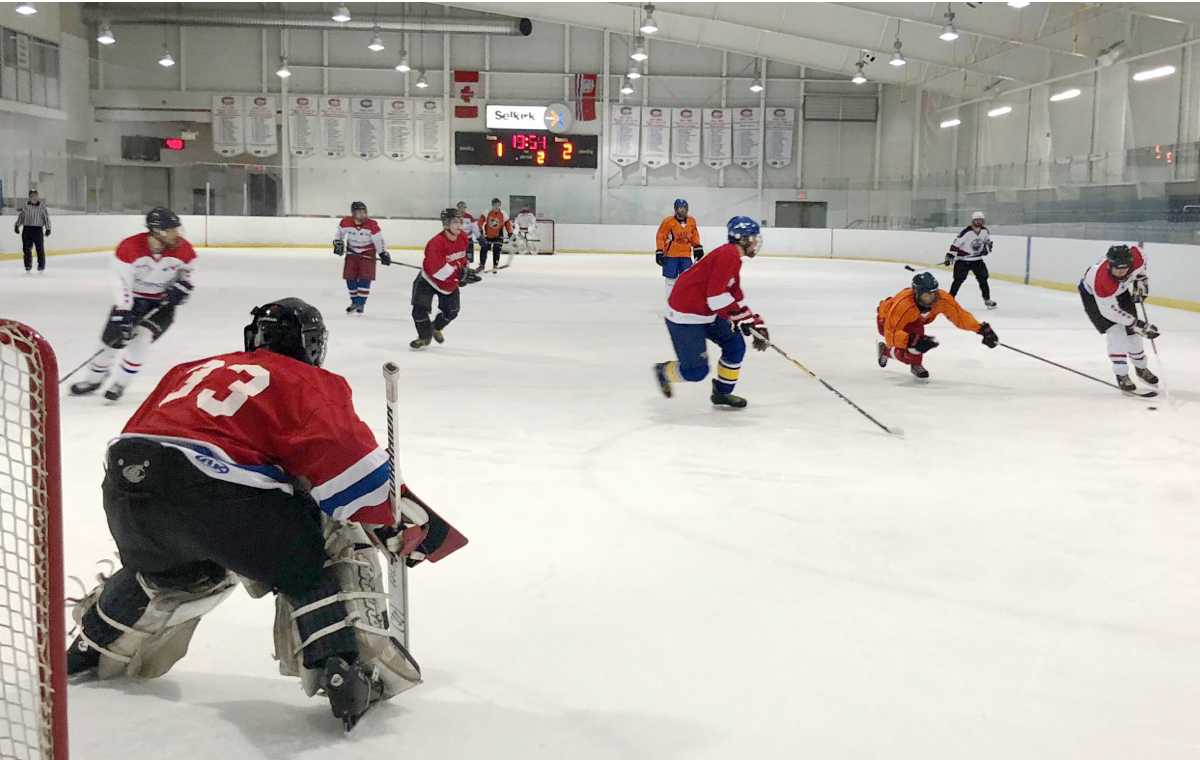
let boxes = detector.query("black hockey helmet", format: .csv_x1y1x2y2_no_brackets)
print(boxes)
350,201,367,214
146,206,181,233
491,197,501,205
244,298,328,368
1106,244,1134,273
912,271,939,310
440,208,460,227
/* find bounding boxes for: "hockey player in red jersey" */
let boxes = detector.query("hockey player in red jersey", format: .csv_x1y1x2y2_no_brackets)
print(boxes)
70,207,197,402
410,208,473,349
66,297,466,731
653,216,769,409
334,200,391,315
1079,244,1160,392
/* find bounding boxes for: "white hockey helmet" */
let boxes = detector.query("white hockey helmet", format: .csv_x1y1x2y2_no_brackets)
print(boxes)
971,211,986,222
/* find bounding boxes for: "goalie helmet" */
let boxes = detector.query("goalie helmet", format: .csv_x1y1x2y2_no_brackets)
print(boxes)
244,297,328,368
912,272,940,310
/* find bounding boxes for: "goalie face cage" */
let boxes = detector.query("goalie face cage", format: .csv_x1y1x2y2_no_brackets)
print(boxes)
0,320,67,760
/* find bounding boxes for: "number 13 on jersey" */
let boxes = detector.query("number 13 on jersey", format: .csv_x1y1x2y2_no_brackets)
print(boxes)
159,359,271,417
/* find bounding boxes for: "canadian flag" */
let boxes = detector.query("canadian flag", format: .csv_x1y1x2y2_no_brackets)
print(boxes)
454,70,479,119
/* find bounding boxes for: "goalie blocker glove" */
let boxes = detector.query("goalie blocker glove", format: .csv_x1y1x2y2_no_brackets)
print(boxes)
370,484,468,567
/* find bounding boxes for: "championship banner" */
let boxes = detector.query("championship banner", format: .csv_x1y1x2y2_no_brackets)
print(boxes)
454,70,479,119
319,96,350,158
288,95,318,157
732,107,762,168
574,73,598,121
245,95,278,158
351,97,383,160
609,104,640,166
212,94,245,157
415,99,445,161
384,99,414,161
702,107,732,168
764,107,795,168
640,106,670,168
671,108,700,168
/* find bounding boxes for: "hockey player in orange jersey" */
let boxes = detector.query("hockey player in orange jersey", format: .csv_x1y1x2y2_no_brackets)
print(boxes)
876,272,999,379
655,198,704,298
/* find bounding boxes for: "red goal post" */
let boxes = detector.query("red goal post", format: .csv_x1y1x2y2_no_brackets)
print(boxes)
0,319,67,760
534,218,556,255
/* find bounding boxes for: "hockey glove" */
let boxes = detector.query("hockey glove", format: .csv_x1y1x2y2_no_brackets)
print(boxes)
12,225,19,234
729,307,767,339
44,229,51,238
165,278,194,307
1132,319,1160,340
333,240,345,256
943,253,955,267
371,486,468,567
692,246,705,263
750,327,770,352
379,250,392,266
102,310,135,349
655,251,665,267
978,322,999,349
911,334,939,354
1131,274,1149,302
983,239,993,255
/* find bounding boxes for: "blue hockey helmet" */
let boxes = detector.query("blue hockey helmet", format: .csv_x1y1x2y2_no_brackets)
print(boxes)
673,198,688,212
912,272,940,310
727,216,762,257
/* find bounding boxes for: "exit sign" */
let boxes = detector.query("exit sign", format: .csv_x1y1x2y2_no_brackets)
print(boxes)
797,191,807,200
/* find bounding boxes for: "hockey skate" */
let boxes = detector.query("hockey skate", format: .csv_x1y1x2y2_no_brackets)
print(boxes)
876,342,889,368
910,364,929,380
710,380,747,409
70,380,103,396
653,363,673,398
1135,367,1159,386
984,299,997,309
346,304,357,314
431,328,444,344
409,338,430,350
104,384,126,402
319,657,382,732
1116,374,1137,392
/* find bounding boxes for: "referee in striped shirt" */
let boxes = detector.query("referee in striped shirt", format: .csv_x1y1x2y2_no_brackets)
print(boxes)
14,189,51,272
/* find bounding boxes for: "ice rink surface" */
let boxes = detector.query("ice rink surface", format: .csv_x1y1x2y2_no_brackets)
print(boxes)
4,246,1200,760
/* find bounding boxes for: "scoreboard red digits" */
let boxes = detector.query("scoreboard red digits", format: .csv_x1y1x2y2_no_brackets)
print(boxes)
455,131,599,168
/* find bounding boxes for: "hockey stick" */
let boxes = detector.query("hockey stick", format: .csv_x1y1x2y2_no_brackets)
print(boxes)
1137,300,1171,402
751,329,904,436
999,343,1157,398
59,303,168,384
904,260,952,273
381,362,410,649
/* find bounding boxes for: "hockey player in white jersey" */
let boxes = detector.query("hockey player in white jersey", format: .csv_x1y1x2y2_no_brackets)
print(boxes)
456,201,482,266
944,210,996,309
70,207,197,401
1079,244,1160,392
514,207,539,255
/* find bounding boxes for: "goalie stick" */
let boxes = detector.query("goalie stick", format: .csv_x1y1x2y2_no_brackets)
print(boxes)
382,362,410,649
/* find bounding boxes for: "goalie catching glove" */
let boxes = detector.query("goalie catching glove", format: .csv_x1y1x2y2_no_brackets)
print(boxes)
370,484,468,567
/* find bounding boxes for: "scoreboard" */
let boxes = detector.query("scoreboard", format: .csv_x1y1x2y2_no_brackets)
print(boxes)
454,131,598,168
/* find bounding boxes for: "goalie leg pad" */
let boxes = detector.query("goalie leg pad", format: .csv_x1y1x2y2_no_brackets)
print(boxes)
72,565,236,679
274,520,421,700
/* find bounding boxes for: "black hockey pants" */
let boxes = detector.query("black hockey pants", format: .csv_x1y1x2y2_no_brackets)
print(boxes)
411,275,460,341
949,259,990,300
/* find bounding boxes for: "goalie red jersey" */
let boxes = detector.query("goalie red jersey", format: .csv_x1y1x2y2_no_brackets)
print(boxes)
120,348,394,524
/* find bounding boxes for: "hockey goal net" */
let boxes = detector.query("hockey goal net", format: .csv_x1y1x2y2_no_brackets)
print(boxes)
534,218,556,254
0,320,66,760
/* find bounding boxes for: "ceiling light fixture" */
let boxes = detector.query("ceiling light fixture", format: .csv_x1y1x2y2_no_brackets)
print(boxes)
890,42,906,67
1049,88,1081,102
332,4,351,23
158,48,175,67
276,59,291,78
627,64,642,80
987,105,1012,117
620,77,634,95
940,6,959,42
852,62,867,85
368,28,385,52
630,37,648,62
395,50,410,72
1132,65,1176,82
415,71,429,88
97,22,115,45
750,77,764,93
15,2,36,15
640,4,658,34
940,118,961,128
1006,0,1030,7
